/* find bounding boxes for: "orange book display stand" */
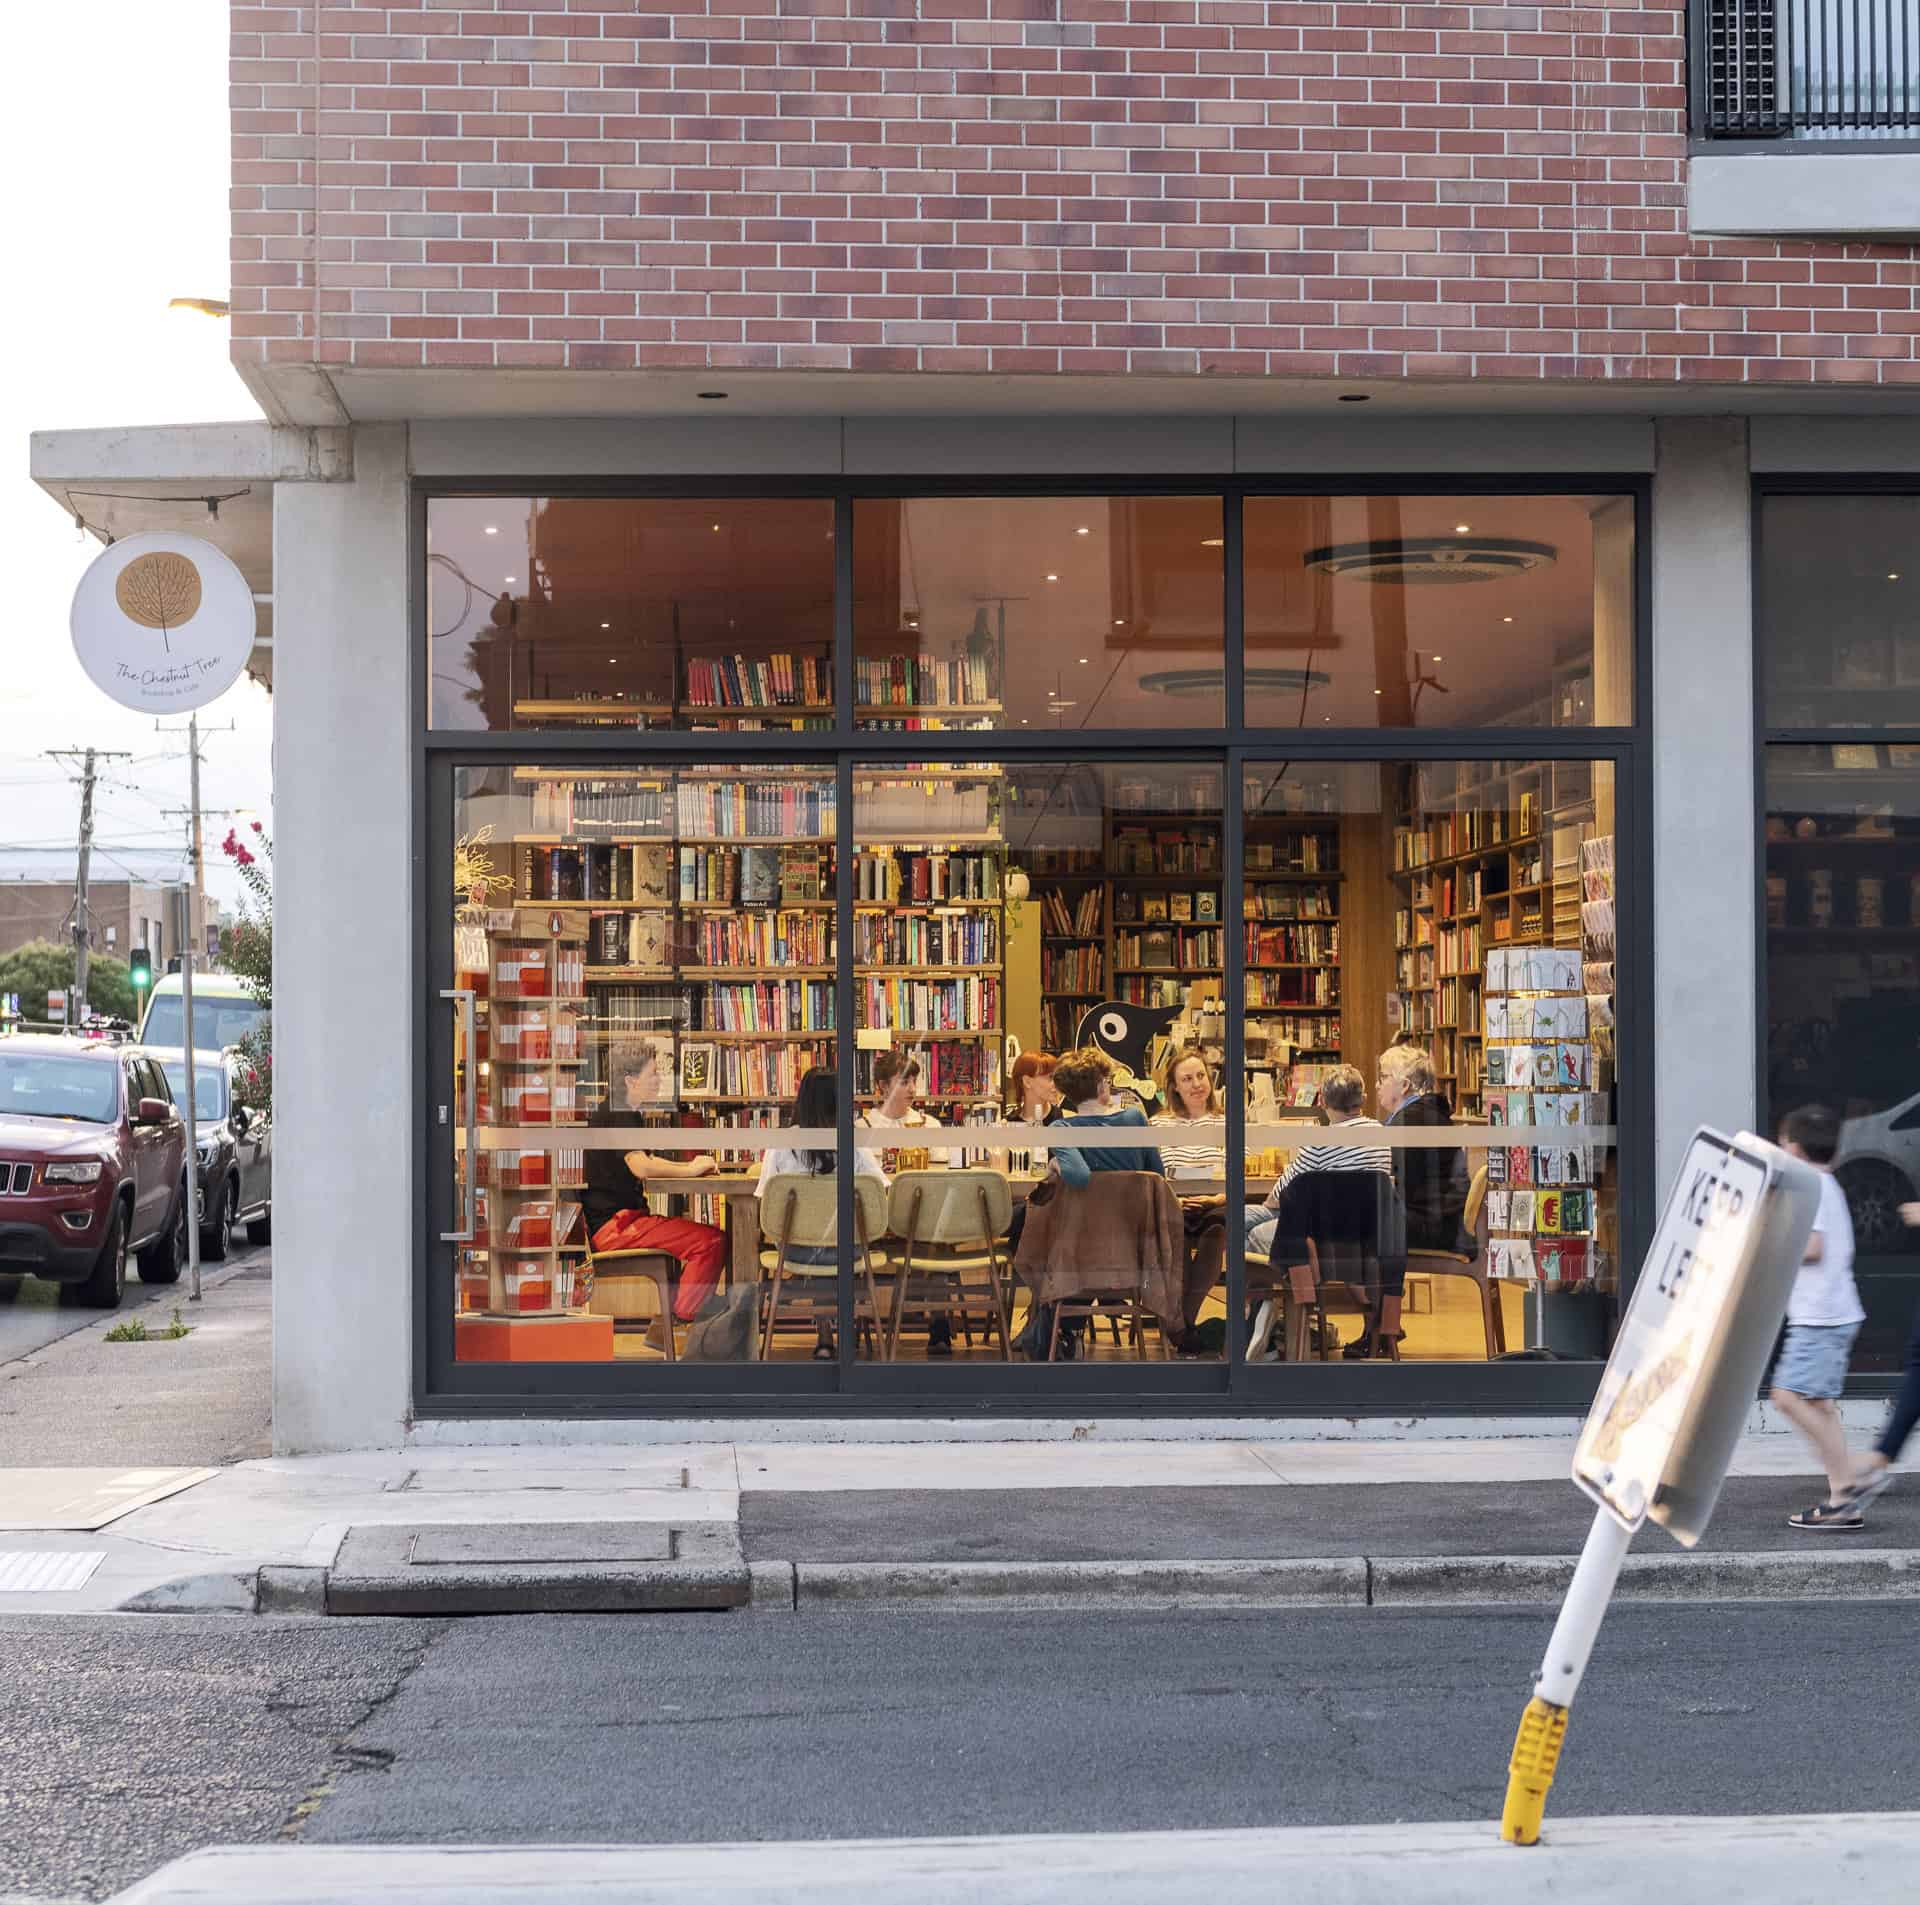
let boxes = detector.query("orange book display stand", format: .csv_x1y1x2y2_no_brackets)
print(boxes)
456,1315,615,1363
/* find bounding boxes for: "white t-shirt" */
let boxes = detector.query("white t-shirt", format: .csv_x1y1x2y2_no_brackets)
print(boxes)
1787,1169,1866,1328
754,1144,887,1196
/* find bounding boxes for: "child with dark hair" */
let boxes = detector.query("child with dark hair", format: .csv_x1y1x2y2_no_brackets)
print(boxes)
1773,1104,1869,1532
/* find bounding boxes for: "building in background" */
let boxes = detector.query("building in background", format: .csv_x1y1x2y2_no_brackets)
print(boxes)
0,849,197,971
25,2,1920,1450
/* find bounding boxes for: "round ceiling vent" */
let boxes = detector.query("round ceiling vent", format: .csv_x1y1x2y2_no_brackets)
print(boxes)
1303,537,1557,585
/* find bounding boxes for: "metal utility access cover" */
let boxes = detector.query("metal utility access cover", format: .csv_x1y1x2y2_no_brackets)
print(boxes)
410,1523,673,1566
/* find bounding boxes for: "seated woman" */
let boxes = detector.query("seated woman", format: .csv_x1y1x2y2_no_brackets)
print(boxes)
1034,1047,1170,1360
755,1066,888,1361
857,1049,951,1352
1151,1044,1230,1353
1244,1063,1392,1258
584,1041,727,1345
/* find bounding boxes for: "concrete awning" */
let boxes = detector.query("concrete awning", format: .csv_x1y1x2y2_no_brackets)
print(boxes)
28,421,351,693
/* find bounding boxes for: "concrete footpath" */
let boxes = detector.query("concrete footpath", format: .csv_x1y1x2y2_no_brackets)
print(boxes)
109,1815,1920,1904
1,1423,1914,1616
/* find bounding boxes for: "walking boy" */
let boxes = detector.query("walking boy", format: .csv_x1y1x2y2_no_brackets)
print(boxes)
1773,1104,1869,1532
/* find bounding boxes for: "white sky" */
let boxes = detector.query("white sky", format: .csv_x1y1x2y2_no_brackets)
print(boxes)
2,4,269,912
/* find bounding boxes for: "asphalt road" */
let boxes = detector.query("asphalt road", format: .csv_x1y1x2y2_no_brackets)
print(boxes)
5,1601,1917,1902
0,1239,268,1363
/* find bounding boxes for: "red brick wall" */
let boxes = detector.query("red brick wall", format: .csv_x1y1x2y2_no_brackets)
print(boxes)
230,1,1920,390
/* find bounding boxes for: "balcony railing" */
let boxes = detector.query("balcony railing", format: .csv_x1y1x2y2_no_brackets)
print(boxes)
1697,0,1920,135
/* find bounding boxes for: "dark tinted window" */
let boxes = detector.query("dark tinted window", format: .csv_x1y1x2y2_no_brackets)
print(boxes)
0,1053,120,1123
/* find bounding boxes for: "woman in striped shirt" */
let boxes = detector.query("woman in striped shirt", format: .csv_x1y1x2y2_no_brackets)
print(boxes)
1153,1046,1230,1350
1244,1064,1392,1258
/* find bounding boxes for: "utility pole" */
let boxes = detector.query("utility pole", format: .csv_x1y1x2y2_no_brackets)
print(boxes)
48,748,130,1025
158,718,234,966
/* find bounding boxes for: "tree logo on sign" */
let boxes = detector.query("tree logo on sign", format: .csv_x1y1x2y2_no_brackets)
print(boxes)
114,551,203,654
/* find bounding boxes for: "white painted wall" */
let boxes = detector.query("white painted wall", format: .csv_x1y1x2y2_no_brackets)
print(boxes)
272,424,414,1453
1650,417,1758,1195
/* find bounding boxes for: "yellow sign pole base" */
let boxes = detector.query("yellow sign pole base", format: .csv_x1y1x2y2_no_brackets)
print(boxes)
1500,1695,1569,1845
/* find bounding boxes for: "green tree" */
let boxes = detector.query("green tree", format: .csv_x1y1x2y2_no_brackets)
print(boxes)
220,823,273,1111
0,940,136,1024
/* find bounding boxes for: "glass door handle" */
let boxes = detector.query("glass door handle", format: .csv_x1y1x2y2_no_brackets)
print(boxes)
440,987,478,1243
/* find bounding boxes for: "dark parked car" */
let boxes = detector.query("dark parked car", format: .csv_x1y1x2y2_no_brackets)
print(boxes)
153,1047,271,1259
0,1036,188,1307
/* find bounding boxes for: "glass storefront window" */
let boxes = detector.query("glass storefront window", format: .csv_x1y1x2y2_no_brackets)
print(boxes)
1243,495,1635,730
1763,744,1920,1371
451,761,841,1364
430,499,836,733
1241,759,1620,1362
852,496,1226,731
1760,494,1920,730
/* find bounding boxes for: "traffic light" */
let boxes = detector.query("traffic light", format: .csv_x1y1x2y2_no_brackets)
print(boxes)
129,947,152,993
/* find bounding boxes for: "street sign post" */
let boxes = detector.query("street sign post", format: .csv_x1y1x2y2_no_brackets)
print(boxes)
1499,1126,1822,1846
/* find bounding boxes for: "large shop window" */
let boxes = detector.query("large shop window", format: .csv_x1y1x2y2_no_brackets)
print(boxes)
444,752,1624,1372
429,498,837,733
1244,494,1634,730
1761,493,1920,1372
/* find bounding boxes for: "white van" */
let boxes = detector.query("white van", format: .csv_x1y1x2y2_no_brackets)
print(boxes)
139,973,270,1054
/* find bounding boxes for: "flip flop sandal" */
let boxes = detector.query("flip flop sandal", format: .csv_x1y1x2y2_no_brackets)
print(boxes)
1787,1499,1865,1532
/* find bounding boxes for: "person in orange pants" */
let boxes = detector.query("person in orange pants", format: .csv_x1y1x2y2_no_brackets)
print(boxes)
584,1042,728,1324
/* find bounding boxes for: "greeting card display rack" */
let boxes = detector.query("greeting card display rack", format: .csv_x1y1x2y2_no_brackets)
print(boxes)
1479,945,1608,1347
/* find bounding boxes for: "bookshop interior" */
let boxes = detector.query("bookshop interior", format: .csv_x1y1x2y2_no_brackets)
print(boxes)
433,489,1632,1376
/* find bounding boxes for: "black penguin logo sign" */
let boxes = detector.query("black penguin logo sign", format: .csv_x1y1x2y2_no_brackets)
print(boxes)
1075,1000,1181,1079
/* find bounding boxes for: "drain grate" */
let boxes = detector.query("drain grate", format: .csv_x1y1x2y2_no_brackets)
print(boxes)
0,1550,106,1592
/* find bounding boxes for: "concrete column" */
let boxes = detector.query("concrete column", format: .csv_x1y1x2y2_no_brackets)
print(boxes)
1651,417,1756,1197
272,424,412,1452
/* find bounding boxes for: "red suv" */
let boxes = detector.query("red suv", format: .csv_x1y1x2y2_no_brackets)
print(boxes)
0,1036,189,1308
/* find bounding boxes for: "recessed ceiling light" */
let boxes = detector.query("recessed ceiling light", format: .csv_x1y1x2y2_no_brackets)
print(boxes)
711,523,721,532
1502,615,1514,624
1373,688,1382,696
1433,654,1442,661
1076,526,1090,536
1201,538,1223,548
600,621,611,630
1323,715,1331,723
1337,392,1370,403
503,575,515,583
484,525,499,536
1078,657,1089,665
1453,523,1471,535
697,390,728,400
1046,573,1059,582
1890,572,1902,581
608,656,617,664
1113,619,1125,627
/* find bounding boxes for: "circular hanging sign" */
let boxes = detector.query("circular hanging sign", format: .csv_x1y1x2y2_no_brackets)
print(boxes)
69,531,256,712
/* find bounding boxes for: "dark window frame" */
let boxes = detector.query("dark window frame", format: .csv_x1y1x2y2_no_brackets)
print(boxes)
1754,475,1920,1397
416,475,1653,1419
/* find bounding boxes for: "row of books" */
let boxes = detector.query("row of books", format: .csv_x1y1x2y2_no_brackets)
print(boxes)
1041,945,1105,992
1244,922,1339,965
854,653,996,708
1115,927,1224,970
856,779,995,835
693,979,836,1033
858,975,1001,1033
692,910,835,968
1116,888,1221,924
1251,1009,1343,1050
853,911,1001,966
674,780,835,839
852,849,1001,904
1113,827,1220,875
592,913,670,968
1247,967,1339,1007
528,778,667,835
1435,919,1486,976
1041,886,1104,935
682,653,832,709
679,1038,831,1100
1245,882,1337,920
1245,836,1337,873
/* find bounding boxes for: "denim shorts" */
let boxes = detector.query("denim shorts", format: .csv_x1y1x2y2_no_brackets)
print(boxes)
1774,1322,1860,1401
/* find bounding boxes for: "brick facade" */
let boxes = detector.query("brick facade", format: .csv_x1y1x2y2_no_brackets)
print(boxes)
230,0,1920,391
